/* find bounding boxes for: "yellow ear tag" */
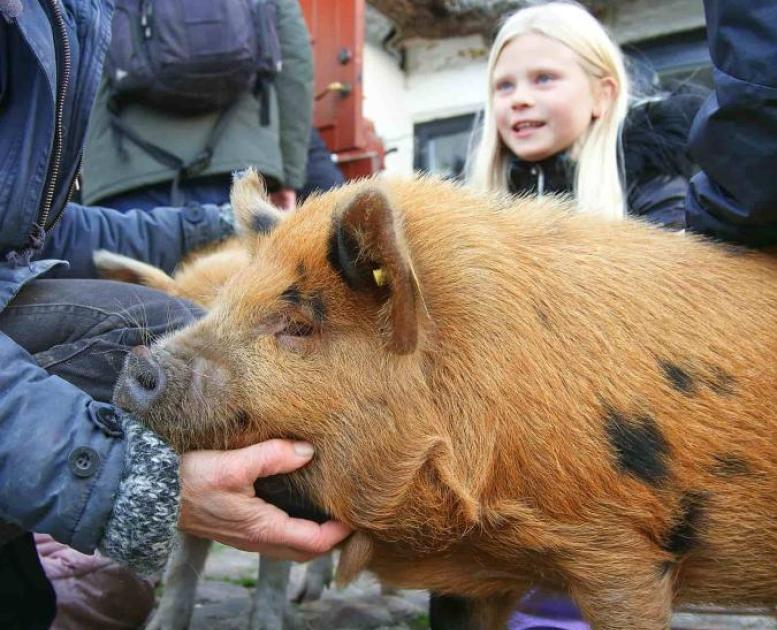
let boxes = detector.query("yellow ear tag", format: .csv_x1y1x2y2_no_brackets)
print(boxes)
372,267,388,287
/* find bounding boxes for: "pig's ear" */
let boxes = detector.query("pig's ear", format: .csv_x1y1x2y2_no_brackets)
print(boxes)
230,168,286,244
331,187,420,354
93,250,178,294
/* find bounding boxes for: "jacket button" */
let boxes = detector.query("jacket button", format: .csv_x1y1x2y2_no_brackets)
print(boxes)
184,204,205,223
96,406,123,437
68,447,100,478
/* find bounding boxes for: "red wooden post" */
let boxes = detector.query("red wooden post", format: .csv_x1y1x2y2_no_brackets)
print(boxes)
299,0,385,179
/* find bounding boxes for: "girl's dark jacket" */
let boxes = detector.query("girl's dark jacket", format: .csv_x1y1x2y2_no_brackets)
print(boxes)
508,89,706,231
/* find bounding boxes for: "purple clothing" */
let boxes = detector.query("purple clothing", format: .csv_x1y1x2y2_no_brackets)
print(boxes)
509,590,589,630
35,534,155,630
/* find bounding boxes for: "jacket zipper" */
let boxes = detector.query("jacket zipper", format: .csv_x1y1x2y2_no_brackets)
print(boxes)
45,152,82,231
39,0,72,232
530,165,546,195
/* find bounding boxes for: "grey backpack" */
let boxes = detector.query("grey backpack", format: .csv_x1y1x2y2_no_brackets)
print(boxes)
105,0,282,115
104,0,283,204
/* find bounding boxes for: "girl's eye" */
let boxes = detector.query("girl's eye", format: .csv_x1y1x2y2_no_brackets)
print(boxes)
284,321,315,337
495,79,514,93
535,73,556,84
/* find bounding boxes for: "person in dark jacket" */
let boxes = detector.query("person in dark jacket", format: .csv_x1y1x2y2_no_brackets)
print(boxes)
685,0,777,247
0,1,349,628
298,128,347,203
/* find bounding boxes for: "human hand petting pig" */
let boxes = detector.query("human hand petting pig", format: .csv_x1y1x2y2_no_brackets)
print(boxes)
177,439,352,561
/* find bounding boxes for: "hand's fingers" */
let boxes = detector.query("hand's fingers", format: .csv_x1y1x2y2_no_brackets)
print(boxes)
208,494,351,559
228,541,317,562
225,439,315,488
256,511,353,556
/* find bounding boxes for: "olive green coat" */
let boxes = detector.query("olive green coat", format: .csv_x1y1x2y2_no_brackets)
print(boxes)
82,0,313,204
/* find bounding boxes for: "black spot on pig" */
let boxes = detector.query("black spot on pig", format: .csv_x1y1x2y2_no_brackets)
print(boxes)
704,367,736,396
251,212,278,235
254,475,330,523
660,361,696,395
233,409,251,431
281,284,302,305
711,453,750,477
310,292,327,323
605,407,670,486
662,491,708,556
533,303,552,329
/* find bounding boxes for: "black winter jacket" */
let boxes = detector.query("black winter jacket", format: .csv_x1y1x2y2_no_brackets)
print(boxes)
508,90,706,230
685,0,777,247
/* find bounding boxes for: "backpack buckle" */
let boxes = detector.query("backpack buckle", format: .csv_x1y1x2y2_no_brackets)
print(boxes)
181,149,213,179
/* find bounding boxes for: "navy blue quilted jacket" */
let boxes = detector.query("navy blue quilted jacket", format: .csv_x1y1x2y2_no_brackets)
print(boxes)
685,0,777,247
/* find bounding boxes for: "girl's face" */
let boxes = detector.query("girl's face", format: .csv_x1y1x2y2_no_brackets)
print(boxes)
492,32,614,162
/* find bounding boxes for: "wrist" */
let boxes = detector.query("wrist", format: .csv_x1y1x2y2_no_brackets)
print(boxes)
98,416,181,574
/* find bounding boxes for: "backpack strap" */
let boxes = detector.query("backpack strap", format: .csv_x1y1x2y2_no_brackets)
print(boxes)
108,101,240,206
254,78,271,126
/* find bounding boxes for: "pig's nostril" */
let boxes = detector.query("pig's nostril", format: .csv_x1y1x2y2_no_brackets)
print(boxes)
128,350,166,397
135,366,158,391
115,348,167,414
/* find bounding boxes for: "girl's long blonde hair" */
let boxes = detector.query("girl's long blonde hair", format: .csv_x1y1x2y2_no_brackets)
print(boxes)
468,1,629,220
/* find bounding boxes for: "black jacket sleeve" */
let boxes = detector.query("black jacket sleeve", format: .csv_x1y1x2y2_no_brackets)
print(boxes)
685,0,777,246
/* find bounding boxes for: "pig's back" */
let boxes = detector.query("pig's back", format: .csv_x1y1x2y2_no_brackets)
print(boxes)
390,177,777,602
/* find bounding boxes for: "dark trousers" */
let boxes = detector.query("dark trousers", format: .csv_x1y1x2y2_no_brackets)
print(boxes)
0,279,199,629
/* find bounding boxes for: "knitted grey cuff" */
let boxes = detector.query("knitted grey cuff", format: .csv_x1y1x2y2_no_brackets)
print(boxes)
98,417,181,575
218,202,237,239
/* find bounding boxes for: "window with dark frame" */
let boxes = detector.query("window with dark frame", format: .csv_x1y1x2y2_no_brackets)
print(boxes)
413,113,477,180
625,27,713,92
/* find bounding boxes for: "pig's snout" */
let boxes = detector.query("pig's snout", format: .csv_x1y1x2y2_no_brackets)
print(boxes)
115,346,167,413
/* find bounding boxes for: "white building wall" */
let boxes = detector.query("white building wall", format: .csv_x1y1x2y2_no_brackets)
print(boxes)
363,36,488,175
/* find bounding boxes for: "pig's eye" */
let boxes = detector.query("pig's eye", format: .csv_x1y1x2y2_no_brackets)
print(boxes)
275,318,317,352
284,320,315,337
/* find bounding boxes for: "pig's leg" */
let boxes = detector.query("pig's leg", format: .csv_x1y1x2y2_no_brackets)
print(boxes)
429,593,517,629
248,557,291,630
568,561,673,630
292,553,333,603
146,533,212,630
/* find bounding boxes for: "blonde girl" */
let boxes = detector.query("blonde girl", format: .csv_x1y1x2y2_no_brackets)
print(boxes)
469,1,628,219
